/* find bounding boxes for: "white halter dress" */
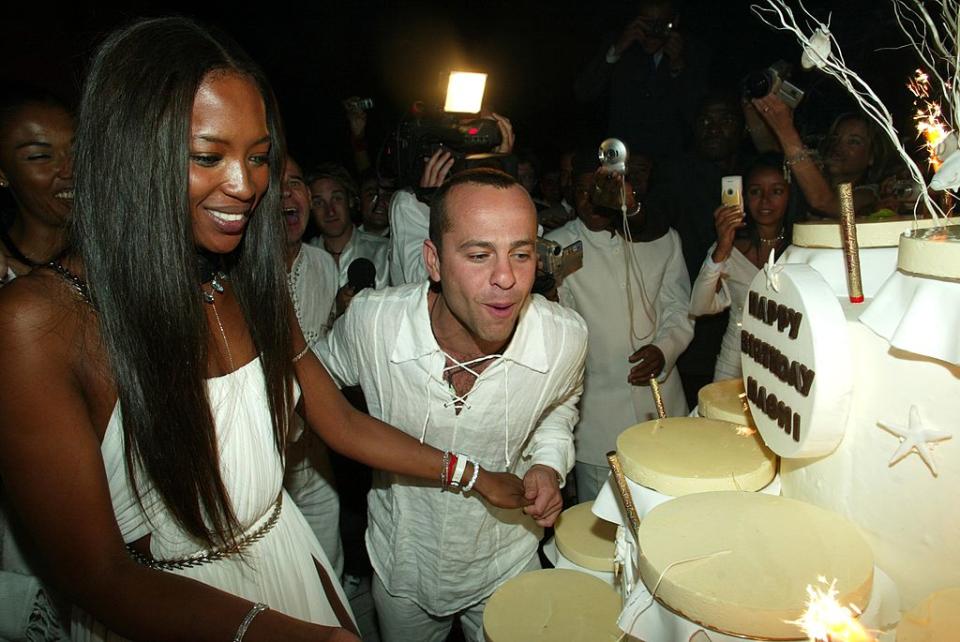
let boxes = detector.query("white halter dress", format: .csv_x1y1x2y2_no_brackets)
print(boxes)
72,358,354,640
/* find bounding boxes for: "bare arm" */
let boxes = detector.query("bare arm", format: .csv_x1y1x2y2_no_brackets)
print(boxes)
0,281,351,642
690,207,742,317
753,95,876,218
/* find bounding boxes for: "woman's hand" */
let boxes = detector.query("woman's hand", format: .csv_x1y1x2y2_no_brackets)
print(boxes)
712,204,744,263
752,94,797,144
472,467,531,509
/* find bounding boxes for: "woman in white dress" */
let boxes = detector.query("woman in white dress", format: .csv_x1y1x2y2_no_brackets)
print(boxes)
0,17,526,642
689,153,796,381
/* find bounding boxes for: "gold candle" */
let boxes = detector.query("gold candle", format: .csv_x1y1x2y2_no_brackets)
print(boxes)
837,182,864,303
649,377,667,419
606,450,641,536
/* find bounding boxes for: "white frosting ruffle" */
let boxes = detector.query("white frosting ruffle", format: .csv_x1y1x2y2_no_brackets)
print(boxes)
859,270,960,366
779,245,898,298
591,471,781,528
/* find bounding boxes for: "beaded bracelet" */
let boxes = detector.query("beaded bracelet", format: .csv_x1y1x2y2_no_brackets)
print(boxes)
441,451,451,490
291,341,313,363
463,460,481,492
784,148,813,167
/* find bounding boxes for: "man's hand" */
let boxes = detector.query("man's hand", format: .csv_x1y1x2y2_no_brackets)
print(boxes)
663,31,684,74
472,468,531,509
420,148,454,188
491,113,515,154
335,284,355,317
522,464,563,527
614,17,646,57
343,96,368,140
628,344,665,384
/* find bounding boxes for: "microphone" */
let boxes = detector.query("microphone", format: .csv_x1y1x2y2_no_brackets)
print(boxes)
347,258,376,293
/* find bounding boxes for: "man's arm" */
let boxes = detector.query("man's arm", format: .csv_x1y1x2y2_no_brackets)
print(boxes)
521,316,587,526
314,292,366,389
650,230,695,379
388,190,431,286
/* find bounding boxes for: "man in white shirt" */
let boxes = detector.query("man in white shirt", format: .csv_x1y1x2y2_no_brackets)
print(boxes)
308,163,390,301
546,154,693,502
319,169,587,642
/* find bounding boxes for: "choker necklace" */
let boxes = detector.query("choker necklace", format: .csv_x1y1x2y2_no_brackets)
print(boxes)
196,250,227,303
759,230,785,244
0,225,42,268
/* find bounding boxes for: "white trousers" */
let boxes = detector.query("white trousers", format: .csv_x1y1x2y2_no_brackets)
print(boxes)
574,461,611,504
371,554,540,642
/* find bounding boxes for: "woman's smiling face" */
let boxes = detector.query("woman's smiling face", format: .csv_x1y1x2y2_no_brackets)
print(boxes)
0,102,74,227
188,72,271,254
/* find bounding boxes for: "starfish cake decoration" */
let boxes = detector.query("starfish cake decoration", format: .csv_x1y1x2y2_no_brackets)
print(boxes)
877,405,953,476
763,248,783,292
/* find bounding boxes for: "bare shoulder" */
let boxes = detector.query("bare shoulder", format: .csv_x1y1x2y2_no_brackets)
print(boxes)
0,268,88,362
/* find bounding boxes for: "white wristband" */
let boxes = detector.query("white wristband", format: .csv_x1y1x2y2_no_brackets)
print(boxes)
451,454,468,488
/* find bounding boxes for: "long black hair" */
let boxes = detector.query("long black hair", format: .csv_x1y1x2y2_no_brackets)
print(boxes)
72,17,292,547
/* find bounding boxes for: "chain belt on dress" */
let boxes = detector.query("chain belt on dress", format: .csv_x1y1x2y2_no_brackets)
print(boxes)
126,492,283,571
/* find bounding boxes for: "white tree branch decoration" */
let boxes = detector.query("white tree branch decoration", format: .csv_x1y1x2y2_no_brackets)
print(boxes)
752,0,953,222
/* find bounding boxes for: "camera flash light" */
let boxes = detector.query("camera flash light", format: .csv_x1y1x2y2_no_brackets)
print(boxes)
444,72,487,114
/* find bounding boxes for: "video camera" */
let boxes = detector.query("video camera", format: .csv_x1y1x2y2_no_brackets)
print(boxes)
393,106,505,188
742,60,804,109
387,72,514,189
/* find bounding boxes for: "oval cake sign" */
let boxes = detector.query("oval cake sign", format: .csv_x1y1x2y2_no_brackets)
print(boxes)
741,263,853,457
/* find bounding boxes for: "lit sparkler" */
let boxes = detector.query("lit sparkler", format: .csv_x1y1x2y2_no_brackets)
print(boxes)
788,577,875,642
910,69,951,171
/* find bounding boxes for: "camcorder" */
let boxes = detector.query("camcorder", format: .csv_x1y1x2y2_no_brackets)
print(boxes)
390,104,514,191
742,60,805,109
535,238,583,294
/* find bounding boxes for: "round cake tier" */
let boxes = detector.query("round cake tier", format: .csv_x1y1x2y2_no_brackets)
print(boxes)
616,417,776,495
898,225,960,280
698,378,755,427
792,216,947,249
896,588,960,642
483,569,621,641
637,492,874,640
554,501,617,572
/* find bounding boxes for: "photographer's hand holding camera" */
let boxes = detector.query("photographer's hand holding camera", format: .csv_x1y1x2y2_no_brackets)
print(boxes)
710,203,746,264
418,113,514,190
753,93,880,218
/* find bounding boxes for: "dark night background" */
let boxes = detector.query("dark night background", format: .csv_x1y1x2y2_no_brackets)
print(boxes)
2,2,922,170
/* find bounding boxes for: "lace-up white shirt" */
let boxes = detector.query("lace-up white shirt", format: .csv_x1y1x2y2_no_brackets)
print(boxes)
317,281,587,615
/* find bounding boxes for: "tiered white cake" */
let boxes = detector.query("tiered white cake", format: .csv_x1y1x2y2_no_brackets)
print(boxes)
743,220,960,611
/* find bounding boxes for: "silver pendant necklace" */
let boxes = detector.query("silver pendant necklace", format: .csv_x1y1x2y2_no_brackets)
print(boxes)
202,272,234,372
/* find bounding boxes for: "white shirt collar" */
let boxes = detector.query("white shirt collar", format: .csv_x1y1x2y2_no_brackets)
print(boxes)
390,282,550,373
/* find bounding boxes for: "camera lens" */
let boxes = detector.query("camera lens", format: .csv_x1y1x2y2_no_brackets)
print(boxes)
742,70,773,99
